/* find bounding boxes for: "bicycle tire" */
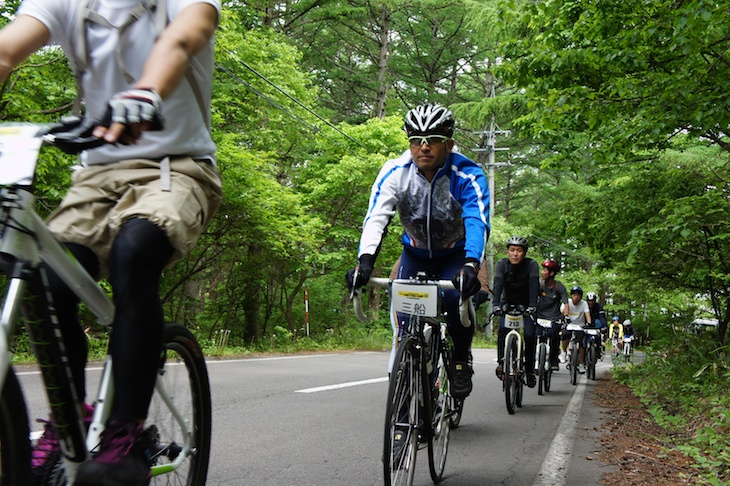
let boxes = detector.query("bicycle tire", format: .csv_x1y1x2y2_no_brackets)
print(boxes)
504,334,517,414
588,344,596,380
0,369,30,486
570,344,579,385
384,336,419,486
537,343,546,396
427,341,451,482
147,323,212,485
545,361,552,393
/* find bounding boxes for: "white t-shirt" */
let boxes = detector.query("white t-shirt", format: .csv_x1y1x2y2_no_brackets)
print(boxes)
17,0,219,165
568,299,590,325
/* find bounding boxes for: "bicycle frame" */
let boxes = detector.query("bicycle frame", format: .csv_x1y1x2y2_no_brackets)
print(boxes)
352,275,470,485
0,124,196,482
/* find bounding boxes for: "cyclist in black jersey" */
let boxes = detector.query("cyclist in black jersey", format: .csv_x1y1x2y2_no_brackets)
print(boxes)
536,259,569,370
491,236,540,388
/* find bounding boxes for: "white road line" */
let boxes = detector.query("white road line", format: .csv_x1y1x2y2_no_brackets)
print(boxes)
532,374,587,486
295,377,388,394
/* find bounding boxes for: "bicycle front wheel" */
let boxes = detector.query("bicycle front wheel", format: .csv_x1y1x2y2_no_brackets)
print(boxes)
504,334,518,414
570,344,579,385
427,345,451,482
588,344,596,380
0,368,30,486
148,323,212,485
384,336,419,486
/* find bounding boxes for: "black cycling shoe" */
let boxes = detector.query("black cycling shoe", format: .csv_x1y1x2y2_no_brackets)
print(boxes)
452,362,473,399
495,365,504,380
526,373,537,388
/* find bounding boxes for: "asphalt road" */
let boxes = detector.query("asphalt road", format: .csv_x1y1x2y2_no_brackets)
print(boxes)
17,347,617,485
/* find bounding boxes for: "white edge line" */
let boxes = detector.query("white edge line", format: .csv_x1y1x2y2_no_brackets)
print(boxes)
532,374,587,486
296,377,388,394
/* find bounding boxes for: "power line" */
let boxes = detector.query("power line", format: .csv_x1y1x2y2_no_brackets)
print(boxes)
220,49,365,148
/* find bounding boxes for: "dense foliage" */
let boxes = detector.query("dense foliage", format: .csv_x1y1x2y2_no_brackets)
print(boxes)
2,1,730,475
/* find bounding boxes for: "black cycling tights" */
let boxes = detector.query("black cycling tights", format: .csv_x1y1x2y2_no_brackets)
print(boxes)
48,218,173,423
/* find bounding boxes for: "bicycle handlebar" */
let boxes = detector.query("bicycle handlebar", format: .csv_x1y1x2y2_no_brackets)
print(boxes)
351,277,473,328
39,112,164,155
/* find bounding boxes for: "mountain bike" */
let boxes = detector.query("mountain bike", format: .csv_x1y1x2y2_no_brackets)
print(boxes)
352,274,472,486
496,304,531,414
583,326,601,380
534,317,557,395
623,335,634,362
564,321,584,385
0,120,212,485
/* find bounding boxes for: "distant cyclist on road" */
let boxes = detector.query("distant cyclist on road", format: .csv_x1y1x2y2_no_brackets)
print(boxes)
536,259,569,371
608,316,624,356
586,292,606,359
561,286,592,373
492,236,540,388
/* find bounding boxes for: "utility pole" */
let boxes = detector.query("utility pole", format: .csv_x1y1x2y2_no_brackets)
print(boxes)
473,80,510,337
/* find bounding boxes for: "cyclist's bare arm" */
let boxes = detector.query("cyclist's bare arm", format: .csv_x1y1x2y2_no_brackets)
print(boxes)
0,15,50,82
95,3,219,144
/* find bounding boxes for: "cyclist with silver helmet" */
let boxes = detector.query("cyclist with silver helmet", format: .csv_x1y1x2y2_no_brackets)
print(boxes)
346,103,489,399
492,236,540,388
561,286,592,373
536,259,569,370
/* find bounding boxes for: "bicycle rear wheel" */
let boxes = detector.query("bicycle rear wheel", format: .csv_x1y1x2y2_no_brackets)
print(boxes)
537,343,546,396
0,368,30,486
147,323,212,485
504,334,518,414
384,336,419,486
427,343,451,482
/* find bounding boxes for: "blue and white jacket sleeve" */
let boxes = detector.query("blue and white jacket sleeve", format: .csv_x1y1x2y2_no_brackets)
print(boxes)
357,151,409,259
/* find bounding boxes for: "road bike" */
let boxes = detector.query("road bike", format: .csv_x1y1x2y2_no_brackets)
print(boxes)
583,326,601,380
564,321,584,385
352,274,472,486
496,304,532,414
534,317,557,395
623,335,634,362
0,120,212,485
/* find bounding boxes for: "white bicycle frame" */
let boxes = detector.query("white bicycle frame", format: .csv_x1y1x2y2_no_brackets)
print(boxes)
0,124,192,482
535,318,553,373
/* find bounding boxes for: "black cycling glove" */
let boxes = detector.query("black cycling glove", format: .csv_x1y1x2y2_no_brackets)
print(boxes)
451,260,481,298
346,254,375,291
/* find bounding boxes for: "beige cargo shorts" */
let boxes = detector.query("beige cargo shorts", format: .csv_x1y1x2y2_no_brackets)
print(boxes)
46,157,223,277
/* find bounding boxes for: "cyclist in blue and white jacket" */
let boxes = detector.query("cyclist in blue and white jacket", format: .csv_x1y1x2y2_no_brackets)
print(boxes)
347,103,490,399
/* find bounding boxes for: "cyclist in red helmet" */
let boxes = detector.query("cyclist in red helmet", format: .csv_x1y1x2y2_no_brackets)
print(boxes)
536,259,569,370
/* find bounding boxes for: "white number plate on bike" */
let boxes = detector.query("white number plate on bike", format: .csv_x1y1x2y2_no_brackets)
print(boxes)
566,323,583,331
505,313,523,329
537,318,552,329
585,328,600,335
391,282,438,317
0,124,43,185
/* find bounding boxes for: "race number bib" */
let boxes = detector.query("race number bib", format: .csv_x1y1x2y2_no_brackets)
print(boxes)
391,282,438,317
505,313,524,329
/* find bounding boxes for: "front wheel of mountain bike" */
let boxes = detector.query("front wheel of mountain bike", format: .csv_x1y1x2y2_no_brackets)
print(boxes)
0,368,31,486
148,323,212,485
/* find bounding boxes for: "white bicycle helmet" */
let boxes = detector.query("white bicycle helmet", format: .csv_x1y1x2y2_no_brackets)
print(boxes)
404,104,455,137
623,319,631,326
586,292,597,301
